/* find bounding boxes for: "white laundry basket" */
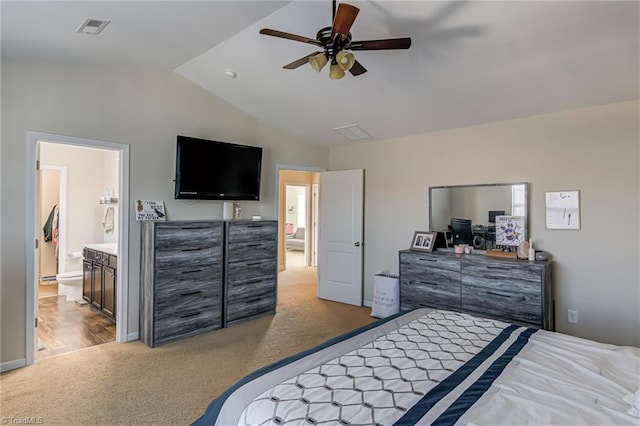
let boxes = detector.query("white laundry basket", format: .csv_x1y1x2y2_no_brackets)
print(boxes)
371,272,400,318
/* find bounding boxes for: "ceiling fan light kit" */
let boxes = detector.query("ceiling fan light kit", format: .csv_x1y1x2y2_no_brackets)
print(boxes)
260,0,411,80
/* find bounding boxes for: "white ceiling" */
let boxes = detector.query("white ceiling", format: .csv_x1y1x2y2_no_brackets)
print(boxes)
2,1,638,147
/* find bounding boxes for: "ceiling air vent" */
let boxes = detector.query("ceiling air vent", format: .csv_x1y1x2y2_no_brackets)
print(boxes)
76,18,111,35
333,124,372,141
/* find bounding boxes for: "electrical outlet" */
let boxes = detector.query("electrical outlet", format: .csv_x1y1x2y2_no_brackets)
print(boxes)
568,310,578,324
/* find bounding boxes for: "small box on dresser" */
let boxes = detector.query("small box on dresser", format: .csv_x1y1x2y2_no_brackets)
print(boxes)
140,221,224,347
224,220,277,327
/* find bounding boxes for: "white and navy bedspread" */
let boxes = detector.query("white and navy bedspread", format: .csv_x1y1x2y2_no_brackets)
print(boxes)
193,309,640,425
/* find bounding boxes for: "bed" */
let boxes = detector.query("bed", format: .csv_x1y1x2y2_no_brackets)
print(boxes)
193,309,640,425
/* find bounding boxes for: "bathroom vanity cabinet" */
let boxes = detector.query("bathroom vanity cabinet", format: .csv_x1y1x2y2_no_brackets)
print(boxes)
82,247,117,321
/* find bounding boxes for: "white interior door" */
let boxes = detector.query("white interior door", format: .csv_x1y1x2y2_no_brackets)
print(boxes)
317,169,363,305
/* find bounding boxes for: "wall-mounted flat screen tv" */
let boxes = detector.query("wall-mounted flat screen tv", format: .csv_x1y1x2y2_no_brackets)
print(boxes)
174,135,262,200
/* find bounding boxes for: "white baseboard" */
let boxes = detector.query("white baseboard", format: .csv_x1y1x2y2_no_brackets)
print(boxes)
1,358,26,372
363,300,372,308
126,331,139,342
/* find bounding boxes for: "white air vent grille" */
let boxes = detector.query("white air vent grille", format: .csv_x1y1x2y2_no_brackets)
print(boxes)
76,18,111,35
332,124,372,141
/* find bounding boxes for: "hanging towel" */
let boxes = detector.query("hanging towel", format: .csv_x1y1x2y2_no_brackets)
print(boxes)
43,205,58,242
102,206,115,233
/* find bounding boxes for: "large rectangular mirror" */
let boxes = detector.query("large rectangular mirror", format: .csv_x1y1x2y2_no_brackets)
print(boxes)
429,182,528,249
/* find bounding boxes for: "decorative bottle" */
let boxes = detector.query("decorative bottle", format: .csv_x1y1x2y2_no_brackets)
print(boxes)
528,239,536,261
233,202,241,220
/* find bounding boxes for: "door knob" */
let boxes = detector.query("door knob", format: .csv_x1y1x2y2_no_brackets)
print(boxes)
354,242,361,247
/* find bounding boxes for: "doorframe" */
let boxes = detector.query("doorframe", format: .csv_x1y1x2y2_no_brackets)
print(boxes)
275,165,325,271
26,131,130,366
39,165,68,279
284,183,311,265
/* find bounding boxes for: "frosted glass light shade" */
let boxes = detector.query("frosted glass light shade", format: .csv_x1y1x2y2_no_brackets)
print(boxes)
336,51,355,71
329,63,346,79
309,53,328,72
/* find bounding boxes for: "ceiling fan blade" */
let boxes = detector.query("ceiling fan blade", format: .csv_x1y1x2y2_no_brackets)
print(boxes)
283,52,323,70
260,28,322,47
331,3,360,40
349,60,367,76
347,37,412,51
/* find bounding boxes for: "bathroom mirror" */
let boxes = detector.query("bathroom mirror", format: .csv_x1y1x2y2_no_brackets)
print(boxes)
429,182,528,248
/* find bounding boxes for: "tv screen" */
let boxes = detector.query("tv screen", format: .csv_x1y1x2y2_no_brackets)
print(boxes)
174,135,262,200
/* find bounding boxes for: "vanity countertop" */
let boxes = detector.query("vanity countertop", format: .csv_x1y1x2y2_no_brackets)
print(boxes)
84,243,118,256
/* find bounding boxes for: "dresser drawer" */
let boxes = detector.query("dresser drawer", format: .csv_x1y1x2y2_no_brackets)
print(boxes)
461,259,542,295
155,246,221,272
226,295,276,324
226,221,277,243
155,223,222,251
227,240,277,263
226,258,277,284
461,285,541,326
154,265,221,293
400,252,460,278
400,276,461,311
153,307,220,346
154,281,220,310
227,277,275,302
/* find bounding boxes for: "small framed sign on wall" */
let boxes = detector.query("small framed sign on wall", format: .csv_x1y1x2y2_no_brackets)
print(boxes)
545,191,580,230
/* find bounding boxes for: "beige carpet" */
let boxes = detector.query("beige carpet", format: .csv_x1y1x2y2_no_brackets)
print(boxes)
1,266,374,425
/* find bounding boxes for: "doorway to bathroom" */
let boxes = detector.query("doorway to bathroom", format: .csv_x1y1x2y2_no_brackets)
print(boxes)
26,132,130,366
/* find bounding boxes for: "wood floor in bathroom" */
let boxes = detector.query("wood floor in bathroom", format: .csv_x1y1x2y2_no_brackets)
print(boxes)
37,283,115,359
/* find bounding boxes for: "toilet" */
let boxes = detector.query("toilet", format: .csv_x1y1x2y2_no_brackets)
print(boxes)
56,270,83,302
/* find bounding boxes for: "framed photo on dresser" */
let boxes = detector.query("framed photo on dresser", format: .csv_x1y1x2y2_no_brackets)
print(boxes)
410,231,437,252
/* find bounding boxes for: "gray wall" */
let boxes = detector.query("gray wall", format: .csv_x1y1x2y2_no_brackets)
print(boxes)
330,101,639,347
0,60,329,365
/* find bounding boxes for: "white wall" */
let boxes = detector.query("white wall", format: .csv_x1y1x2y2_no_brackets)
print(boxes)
330,101,639,347
0,60,329,365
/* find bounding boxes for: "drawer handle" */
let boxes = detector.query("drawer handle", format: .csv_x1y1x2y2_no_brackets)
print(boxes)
181,247,203,252
180,290,202,297
180,269,203,274
487,290,513,298
486,265,511,271
418,281,437,286
246,243,262,248
418,258,437,262
180,312,201,319
246,262,263,267
246,224,264,228
243,278,264,285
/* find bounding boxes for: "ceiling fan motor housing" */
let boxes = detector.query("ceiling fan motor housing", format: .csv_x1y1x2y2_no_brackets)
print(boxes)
316,26,352,63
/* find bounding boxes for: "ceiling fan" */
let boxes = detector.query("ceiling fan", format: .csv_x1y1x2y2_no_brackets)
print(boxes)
259,0,412,79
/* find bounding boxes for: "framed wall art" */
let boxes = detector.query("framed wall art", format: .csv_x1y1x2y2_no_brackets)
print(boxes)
545,191,580,230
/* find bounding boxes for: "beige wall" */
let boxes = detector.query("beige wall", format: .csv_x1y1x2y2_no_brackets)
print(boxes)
0,60,329,366
330,101,639,347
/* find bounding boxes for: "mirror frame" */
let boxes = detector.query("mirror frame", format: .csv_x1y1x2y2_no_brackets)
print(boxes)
428,182,529,241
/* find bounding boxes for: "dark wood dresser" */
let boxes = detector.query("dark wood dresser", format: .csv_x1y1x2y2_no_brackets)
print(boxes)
399,250,553,330
224,220,278,326
140,220,278,347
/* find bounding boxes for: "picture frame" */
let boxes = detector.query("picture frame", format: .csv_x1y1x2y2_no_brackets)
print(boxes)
410,231,437,252
545,190,580,230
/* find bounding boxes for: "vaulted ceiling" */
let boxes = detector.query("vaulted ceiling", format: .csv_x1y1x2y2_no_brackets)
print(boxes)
2,1,638,146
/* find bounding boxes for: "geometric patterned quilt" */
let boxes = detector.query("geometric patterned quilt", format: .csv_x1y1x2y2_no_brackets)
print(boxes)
194,309,538,426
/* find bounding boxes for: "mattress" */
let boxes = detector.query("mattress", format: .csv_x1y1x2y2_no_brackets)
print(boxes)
193,309,640,425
